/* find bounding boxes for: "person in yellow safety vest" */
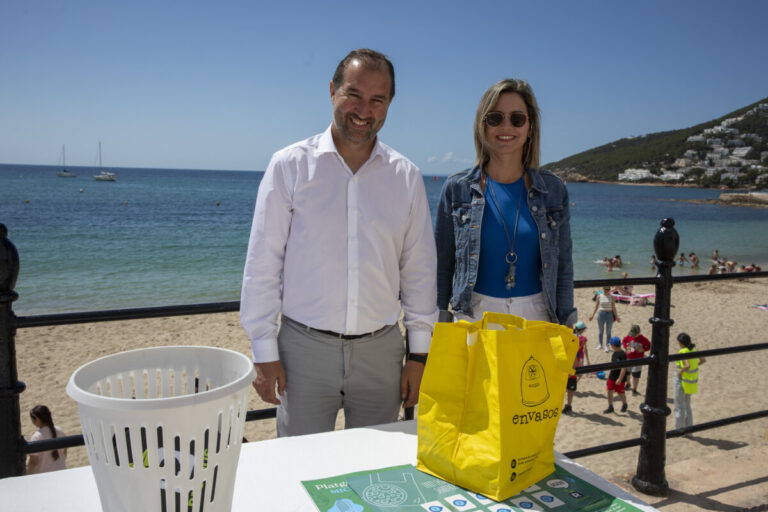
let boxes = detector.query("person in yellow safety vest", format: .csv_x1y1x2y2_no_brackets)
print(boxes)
674,332,706,430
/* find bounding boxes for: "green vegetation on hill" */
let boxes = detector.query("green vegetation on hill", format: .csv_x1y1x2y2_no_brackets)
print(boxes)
545,96,768,182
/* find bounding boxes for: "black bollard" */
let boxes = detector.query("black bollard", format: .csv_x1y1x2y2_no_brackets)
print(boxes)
0,223,25,478
632,219,678,496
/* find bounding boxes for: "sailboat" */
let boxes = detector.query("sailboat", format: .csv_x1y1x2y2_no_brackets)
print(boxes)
93,141,116,181
56,145,77,177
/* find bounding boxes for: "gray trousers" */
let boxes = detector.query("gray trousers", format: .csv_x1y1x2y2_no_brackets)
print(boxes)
276,317,405,437
673,374,693,429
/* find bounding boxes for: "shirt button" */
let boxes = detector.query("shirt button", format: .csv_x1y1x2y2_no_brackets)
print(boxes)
531,206,538,212
541,233,547,239
543,263,548,269
529,192,534,198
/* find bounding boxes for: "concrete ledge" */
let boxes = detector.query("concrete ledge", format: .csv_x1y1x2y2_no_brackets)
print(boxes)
609,444,768,511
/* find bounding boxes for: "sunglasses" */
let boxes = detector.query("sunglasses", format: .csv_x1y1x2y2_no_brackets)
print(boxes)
484,111,528,128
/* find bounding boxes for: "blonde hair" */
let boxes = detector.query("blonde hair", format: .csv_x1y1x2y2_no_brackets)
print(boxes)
473,78,541,170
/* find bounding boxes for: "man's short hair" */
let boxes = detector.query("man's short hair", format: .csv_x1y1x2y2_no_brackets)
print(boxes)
332,48,395,99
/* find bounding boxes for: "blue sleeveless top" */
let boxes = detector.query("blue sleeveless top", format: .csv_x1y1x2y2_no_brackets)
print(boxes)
474,176,542,297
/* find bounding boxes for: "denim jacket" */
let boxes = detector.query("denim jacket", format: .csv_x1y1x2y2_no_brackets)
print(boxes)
435,165,577,326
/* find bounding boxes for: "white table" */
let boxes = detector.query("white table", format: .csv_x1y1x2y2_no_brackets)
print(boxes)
0,420,657,511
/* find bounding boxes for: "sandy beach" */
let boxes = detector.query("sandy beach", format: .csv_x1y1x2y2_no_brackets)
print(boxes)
14,277,768,509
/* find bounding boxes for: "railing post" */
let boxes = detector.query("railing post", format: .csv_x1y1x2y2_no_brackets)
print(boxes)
0,223,26,478
632,218,678,496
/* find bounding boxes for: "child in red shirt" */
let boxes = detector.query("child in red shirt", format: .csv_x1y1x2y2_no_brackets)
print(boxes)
622,324,651,396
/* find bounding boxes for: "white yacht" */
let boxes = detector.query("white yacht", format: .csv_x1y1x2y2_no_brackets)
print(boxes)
92,141,116,181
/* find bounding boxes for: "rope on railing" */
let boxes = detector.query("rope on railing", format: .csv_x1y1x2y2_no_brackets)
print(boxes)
16,301,240,328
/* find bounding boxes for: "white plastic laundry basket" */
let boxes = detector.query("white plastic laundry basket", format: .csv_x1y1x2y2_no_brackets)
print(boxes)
66,346,255,512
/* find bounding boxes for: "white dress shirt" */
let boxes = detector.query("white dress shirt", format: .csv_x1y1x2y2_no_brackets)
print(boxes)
241,126,438,363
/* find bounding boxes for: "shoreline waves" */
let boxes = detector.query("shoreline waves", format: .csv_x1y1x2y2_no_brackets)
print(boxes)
3,164,768,316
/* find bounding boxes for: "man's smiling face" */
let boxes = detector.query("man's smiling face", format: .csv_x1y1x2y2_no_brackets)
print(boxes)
330,59,392,148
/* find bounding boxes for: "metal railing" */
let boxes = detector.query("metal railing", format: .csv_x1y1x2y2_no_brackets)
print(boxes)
2,220,768,497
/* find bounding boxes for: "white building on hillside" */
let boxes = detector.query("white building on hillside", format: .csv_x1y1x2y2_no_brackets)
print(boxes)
618,168,654,181
732,147,752,158
660,171,684,181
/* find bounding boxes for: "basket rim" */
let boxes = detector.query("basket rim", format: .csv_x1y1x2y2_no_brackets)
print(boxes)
66,345,255,410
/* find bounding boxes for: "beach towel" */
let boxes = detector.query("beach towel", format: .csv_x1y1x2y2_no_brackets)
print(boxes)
611,291,655,305
416,312,578,501
753,304,768,311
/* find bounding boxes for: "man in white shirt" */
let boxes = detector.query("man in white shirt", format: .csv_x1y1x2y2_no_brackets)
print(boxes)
240,49,438,436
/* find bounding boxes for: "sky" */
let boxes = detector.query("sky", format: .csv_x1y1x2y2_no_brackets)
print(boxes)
2,1,768,175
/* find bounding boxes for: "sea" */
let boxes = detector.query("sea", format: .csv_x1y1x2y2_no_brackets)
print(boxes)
2,163,767,315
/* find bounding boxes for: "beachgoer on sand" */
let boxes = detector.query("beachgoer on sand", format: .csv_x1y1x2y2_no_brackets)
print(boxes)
27,405,67,474
589,286,619,352
674,332,706,429
604,337,628,413
563,321,590,416
240,49,437,437
611,272,632,297
622,324,651,396
434,78,575,326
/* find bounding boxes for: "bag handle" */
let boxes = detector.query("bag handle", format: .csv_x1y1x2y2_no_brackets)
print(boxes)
548,329,576,375
475,312,576,375
479,311,526,331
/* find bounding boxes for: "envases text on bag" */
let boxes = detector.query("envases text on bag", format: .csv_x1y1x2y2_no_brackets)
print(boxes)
416,312,578,501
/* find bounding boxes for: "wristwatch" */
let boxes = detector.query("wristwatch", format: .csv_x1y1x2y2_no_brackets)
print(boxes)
407,353,428,364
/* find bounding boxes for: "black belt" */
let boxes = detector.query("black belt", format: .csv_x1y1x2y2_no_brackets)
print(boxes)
286,317,391,340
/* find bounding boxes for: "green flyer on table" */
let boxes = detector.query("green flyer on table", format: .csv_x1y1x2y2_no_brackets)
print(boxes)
303,463,645,511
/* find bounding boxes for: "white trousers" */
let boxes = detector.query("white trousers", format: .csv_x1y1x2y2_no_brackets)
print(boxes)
455,291,550,323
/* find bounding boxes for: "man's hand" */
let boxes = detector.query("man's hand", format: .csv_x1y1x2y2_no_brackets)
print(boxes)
400,357,426,408
252,360,286,405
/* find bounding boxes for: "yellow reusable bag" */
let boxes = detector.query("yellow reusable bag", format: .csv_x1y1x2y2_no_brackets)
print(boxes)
417,312,578,501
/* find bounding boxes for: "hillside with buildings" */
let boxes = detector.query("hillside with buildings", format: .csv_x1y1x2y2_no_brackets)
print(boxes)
546,97,768,188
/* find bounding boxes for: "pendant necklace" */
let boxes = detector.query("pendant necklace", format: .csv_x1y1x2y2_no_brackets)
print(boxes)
486,174,524,290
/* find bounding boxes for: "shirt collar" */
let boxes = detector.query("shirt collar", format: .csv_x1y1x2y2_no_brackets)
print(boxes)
527,168,548,193
317,124,384,163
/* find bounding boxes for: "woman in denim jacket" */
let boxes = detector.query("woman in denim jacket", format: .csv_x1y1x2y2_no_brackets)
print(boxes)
435,79,576,326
